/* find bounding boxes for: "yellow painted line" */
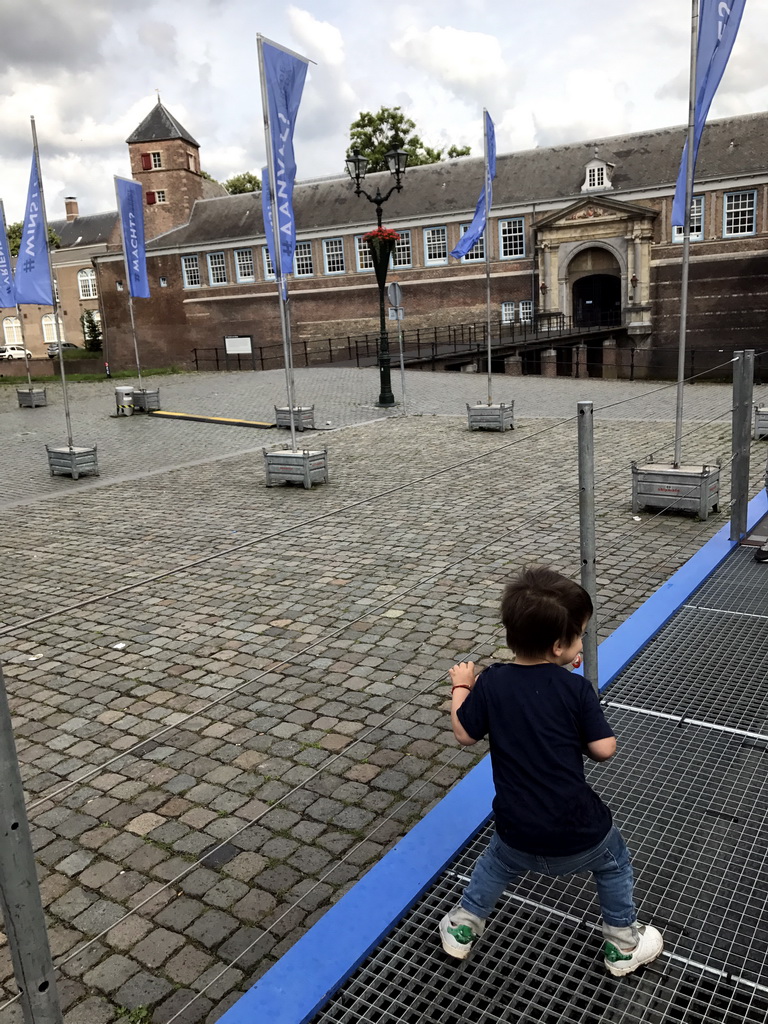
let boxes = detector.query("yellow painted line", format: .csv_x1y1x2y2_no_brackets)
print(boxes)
148,410,275,428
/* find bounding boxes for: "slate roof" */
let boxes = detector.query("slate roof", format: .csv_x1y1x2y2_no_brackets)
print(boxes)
126,101,199,147
50,212,119,248
148,111,768,251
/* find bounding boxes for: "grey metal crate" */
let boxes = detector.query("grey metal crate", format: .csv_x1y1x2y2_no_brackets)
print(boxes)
16,387,47,408
275,405,315,431
467,402,515,432
263,446,328,489
754,407,768,441
132,388,161,412
45,444,99,481
631,462,720,520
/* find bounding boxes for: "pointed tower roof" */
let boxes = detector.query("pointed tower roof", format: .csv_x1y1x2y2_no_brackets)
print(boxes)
126,101,199,147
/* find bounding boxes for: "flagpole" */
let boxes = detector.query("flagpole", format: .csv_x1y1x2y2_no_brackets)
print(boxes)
258,34,298,453
482,110,493,405
31,116,74,448
673,0,699,468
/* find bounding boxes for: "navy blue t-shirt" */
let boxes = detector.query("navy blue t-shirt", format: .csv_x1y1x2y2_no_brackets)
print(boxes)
457,662,615,855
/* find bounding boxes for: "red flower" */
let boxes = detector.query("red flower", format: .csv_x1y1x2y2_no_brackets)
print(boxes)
363,227,401,243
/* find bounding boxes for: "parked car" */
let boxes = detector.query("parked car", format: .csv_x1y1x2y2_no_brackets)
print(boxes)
47,342,82,358
0,344,33,360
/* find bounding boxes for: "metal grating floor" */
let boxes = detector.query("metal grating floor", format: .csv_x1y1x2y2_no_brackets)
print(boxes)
309,548,768,1024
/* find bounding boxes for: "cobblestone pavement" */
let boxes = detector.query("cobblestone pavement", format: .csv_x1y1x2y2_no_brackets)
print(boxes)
0,369,766,1024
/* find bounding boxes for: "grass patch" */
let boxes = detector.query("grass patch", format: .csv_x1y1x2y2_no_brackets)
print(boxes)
0,366,185,386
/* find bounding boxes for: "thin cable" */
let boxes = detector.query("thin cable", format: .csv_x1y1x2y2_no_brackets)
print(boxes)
591,355,739,415
0,415,578,640
163,749,466,1023
24,482,578,813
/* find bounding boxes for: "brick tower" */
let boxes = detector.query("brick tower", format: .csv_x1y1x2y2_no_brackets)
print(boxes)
126,100,220,239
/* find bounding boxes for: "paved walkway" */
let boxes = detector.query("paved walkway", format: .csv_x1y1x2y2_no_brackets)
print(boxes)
0,369,766,1023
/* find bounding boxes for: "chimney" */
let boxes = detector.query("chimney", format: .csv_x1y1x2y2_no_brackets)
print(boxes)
64,197,79,221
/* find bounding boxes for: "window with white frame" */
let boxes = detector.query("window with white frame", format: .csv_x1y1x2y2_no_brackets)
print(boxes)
155,189,167,204
151,151,162,169
294,241,313,276
581,159,613,192
207,252,227,285
424,227,448,265
235,248,255,282
3,316,22,344
391,230,412,268
262,246,275,279
723,191,756,237
77,268,97,299
500,301,515,323
355,235,374,271
519,300,533,322
460,225,485,261
41,314,65,344
673,196,704,242
589,166,604,188
159,276,168,287
323,238,345,274
500,218,525,258
181,254,201,288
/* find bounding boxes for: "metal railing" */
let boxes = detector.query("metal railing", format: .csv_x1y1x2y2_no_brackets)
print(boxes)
192,312,624,373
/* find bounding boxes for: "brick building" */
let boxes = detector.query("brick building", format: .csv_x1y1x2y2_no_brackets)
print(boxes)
10,100,765,378
95,108,768,380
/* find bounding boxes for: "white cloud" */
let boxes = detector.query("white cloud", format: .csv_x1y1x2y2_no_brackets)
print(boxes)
288,6,345,66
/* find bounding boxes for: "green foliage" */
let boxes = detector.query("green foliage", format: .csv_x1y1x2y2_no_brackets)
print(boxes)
80,309,103,352
224,171,262,194
347,106,471,173
199,169,217,182
116,1008,152,1024
6,222,61,257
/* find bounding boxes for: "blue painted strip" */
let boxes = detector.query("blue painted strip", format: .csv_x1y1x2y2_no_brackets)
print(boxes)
219,486,768,1024
218,757,494,1024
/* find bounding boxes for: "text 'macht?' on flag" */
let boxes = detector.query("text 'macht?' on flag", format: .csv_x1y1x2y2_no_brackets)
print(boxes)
14,152,53,306
115,177,150,298
672,0,747,227
450,111,496,260
259,37,309,278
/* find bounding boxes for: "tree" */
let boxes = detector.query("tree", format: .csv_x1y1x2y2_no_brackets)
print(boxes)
347,106,470,173
6,222,61,257
80,309,102,352
224,171,262,194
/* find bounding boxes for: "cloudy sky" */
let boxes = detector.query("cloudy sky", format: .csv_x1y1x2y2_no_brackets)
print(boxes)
1,0,766,223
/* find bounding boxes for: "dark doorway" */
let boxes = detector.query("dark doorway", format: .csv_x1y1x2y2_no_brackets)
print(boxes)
572,275,621,327
522,348,541,375
556,347,573,376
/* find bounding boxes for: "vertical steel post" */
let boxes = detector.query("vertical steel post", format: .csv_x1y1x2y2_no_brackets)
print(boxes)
730,350,754,542
0,664,63,1024
577,402,599,693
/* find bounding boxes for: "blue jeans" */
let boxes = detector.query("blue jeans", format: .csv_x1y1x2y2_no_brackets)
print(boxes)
461,826,637,929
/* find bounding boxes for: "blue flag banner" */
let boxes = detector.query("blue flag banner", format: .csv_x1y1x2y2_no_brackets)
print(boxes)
0,204,15,310
14,153,53,305
261,165,277,274
260,38,308,276
672,0,747,227
116,177,150,298
451,111,496,259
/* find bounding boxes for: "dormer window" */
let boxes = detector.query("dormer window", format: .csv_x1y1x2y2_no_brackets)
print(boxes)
582,158,614,193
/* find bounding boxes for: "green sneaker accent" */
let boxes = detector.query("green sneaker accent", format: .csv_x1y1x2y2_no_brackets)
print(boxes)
448,924,475,946
604,941,633,963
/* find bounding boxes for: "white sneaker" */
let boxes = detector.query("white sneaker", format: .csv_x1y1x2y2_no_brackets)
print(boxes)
604,924,664,977
439,907,485,959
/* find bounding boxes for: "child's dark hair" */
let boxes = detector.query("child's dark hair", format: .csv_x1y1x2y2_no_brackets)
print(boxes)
501,567,593,658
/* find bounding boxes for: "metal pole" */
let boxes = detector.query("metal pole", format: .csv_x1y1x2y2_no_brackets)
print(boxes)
730,349,754,542
377,277,394,405
482,109,493,406
127,295,143,389
0,663,63,1024
673,0,699,467
396,312,406,416
577,401,598,694
257,35,298,451
31,117,74,448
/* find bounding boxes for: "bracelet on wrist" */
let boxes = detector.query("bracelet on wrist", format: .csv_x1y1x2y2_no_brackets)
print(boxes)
451,684,472,693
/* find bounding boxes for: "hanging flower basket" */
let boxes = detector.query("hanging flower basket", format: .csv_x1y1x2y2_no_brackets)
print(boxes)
364,227,401,288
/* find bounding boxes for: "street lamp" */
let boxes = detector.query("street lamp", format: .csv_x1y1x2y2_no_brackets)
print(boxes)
346,141,408,405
